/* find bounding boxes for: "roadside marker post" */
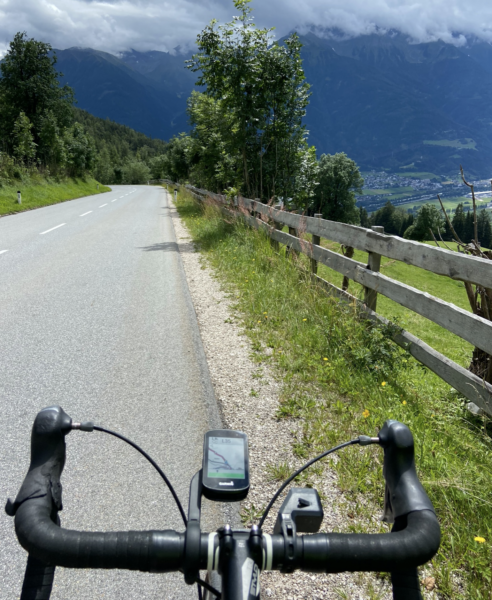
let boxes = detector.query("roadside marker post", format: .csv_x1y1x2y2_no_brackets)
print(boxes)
17,191,21,204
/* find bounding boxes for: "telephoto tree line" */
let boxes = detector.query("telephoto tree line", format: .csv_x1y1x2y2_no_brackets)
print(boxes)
0,33,169,187
0,33,95,183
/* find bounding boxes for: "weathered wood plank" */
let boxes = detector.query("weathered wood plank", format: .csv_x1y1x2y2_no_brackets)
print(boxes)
354,266,492,356
244,197,492,289
311,274,492,416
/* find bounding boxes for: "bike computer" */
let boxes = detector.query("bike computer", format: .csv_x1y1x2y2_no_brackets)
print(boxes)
202,430,249,501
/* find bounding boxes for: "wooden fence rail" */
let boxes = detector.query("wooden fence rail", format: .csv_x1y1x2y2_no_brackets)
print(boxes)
172,182,492,416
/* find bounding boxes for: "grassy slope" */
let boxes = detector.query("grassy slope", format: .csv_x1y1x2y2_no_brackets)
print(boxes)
314,240,473,367
0,178,111,216
175,188,492,599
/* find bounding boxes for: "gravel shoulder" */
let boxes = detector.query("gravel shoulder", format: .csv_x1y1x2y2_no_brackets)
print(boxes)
170,197,391,600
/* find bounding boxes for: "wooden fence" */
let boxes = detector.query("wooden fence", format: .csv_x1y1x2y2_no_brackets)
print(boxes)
164,181,492,417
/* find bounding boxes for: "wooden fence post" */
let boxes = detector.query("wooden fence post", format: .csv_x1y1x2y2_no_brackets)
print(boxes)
364,225,384,310
311,213,322,274
288,225,299,259
270,203,283,252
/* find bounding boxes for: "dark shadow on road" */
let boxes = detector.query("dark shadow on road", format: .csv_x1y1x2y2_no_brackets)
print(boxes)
139,242,178,253
138,241,195,253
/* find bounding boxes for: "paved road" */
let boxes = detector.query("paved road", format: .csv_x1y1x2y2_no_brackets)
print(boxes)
0,185,224,599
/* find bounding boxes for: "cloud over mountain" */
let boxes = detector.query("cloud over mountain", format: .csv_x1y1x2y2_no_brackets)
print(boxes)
1,0,491,58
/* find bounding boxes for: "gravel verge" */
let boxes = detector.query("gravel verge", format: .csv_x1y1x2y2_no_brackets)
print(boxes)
170,197,393,600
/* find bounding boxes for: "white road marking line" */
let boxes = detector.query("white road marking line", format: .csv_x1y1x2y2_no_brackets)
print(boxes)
80,211,93,216
99,203,108,208
111,199,117,202
40,223,66,235
0,249,9,255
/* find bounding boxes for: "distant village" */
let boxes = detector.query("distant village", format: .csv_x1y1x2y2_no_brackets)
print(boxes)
357,171,492,214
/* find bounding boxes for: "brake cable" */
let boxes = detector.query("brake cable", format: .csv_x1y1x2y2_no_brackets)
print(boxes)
258,435,379,530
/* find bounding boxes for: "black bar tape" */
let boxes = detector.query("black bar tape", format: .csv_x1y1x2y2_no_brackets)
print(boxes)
15,498,184,572
282,511,440,573
20,556,55,600
391,569,423,600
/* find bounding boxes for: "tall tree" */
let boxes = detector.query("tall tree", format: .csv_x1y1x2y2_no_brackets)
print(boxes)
451,203,466,240
477,209,492,249
187,0,312,202
12,112,36,163
0,32,74,155
404,204,444,241
359,206,370,228
312,153,363,224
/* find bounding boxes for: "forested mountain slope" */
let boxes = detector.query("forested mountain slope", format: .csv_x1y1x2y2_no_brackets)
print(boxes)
53,32,492,176
56,47,194,140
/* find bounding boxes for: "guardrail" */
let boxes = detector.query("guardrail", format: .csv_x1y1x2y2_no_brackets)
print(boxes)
168,182,492,417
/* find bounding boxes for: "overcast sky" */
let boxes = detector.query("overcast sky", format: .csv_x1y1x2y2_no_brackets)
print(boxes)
1,0,491,59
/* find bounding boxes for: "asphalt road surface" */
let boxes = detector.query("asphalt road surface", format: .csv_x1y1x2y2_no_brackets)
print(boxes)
0,185,225,599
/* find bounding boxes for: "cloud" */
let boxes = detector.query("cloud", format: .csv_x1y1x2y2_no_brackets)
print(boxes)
0,0,491,59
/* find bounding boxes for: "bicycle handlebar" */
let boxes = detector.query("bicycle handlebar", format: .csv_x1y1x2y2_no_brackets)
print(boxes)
6,406,441,600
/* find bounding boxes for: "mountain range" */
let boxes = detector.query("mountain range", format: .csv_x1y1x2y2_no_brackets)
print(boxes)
54,31,492,176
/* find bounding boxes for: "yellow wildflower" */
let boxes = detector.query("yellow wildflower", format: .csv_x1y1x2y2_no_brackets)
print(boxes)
402,401,407,405
474,536,486,543
303,318,307,321
382,382,387,386
323,357,328,361
362,409,370,418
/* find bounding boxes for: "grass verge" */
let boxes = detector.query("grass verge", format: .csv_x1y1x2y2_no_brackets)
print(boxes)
0,177,111,216
175,188,492,599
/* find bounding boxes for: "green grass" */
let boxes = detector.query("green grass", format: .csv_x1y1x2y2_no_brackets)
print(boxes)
362,186,414,196
175,188,492,599
424,139,477,150
395,172,442,181
397,196,475,213
314,240,473,367
0,177,111,216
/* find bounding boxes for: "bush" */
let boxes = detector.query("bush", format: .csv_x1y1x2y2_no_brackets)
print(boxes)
121,161,151,184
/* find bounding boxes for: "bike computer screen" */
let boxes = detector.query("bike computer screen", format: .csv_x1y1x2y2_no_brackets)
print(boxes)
202,430,249,501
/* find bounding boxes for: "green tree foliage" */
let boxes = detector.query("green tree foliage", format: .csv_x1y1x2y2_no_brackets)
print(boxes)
403,204,444,241
186,92,237,191
359,207,370,228
187,0,313,202
121,161,151,184
93,147,115,185
63,123,96,177
164,134,194,184
12,112,36,163
0,32,74,155
38,110,67,170
477,209,492,248
312,153,363,224
451,203,466,240
448,203,492,247
370,201,413,236
73,109,168,184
